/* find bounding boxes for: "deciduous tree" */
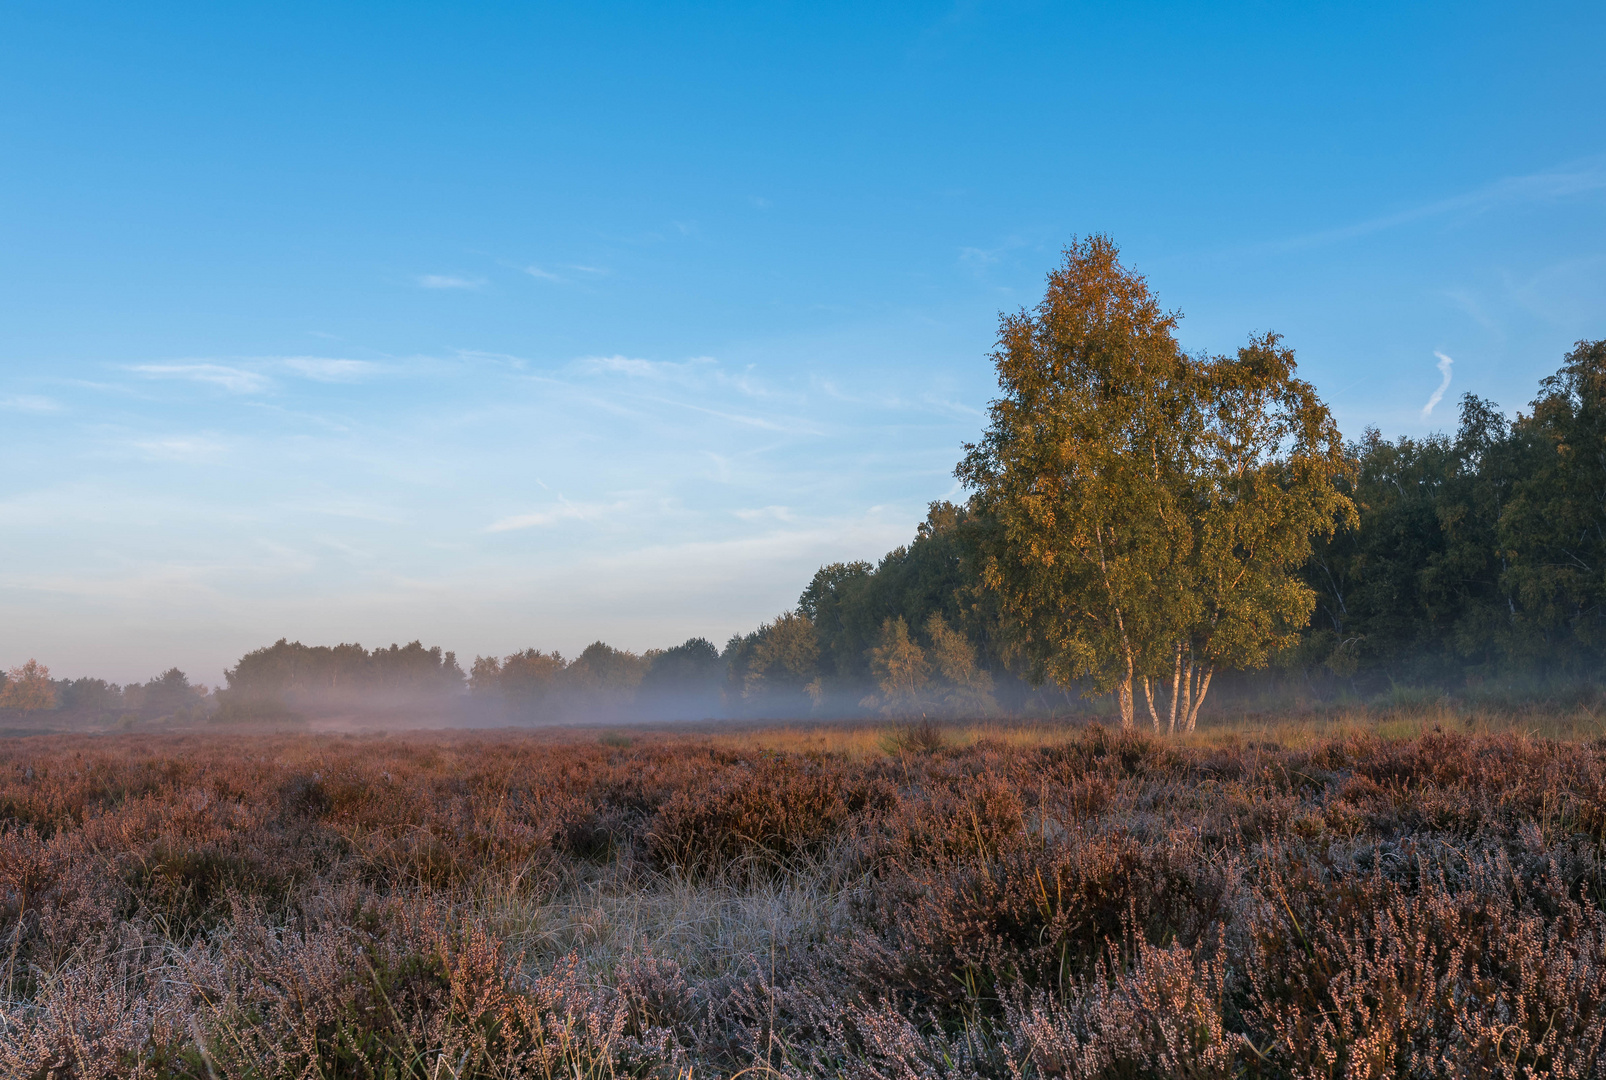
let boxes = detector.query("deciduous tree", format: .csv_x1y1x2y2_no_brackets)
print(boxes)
727,611,822,708
1502,339,1606,661
925,612,996,713
958,237,1352,729
868,616,929,712
0,659,57,710
956,237,1196,728
1158,335,1353,731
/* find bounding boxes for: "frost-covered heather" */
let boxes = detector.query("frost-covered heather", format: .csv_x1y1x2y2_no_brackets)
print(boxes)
3,721,1605,1077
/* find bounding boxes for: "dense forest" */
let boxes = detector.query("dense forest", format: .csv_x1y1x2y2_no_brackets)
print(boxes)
5,244,1602,729
1300,346,1606,684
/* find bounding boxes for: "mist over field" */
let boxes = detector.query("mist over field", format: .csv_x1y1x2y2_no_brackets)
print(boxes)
8,293,1605,738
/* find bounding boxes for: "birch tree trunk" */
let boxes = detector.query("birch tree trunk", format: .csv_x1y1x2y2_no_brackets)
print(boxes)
1184,664,1213,732
1167,643,1184,734
1142,676,1161,732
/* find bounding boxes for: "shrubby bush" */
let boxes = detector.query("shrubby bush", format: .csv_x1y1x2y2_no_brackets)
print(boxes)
4,722,1606,1076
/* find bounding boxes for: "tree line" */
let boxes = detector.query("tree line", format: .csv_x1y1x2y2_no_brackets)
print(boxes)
0,660,209,722
715,241,1605,725
8,238,1601,729
341,290,1606,729
1299,348,1606,686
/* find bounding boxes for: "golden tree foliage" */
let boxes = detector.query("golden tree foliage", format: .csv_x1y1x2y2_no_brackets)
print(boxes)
868,616,929,711
925,612,996,712
958,237,1353,730
0,659,56,711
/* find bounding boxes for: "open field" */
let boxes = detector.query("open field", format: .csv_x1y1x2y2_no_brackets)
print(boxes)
4,707,1606,1078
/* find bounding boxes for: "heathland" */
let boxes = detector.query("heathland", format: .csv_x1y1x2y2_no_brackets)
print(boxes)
5,706,1606,1077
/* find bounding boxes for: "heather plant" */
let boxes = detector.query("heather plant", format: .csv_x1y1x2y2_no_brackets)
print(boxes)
4,721,1606,1077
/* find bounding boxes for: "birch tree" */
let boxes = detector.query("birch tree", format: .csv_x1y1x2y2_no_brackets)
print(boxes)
958,238,1352,730
956,237,1195,728
1143,334,1354,732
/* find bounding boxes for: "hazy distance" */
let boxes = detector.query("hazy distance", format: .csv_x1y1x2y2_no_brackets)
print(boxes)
1,2,1602,682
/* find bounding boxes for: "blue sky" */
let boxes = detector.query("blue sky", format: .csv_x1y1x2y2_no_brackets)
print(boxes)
2,1,1603,683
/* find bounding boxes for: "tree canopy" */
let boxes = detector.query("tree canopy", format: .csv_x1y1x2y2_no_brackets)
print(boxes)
957,237,1353,729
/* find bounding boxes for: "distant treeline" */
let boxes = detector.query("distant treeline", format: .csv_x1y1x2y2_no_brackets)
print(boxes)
1299,340,1606,684
10,338,1602,726
467,338,1606,719
791,342,1606,703
0,660,210,722
8,243,1601,726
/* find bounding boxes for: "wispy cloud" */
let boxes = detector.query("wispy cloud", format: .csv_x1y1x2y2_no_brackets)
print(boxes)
734,505,794,522
574,355,804,427
417,274,485,290
485,499,626,533
522,262,607,283
576,354,776,403
819,379,984,420
916,393,987,419
454,349,528,370
130,363,271,394
1267,156,1606,254
0,394,61,413
283,357,382,382
132,435,227,462
124,356,383,396
579,354,716,380
1422,352,1454,419
281,498,404,524
667,399,820,434
959,245,1001,269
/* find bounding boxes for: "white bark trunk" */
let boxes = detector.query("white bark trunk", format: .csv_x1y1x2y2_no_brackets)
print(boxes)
1142,677,1162,733
1167,643,1183,734
1184,664,1214,732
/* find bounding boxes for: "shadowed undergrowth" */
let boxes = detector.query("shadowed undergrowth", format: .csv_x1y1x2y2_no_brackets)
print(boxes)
3,716,1606,1077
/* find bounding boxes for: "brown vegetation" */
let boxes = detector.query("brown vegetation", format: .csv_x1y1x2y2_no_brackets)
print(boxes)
3,714,1606,1077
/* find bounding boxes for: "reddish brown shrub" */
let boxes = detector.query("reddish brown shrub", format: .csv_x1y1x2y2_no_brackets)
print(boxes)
2,726,1605,1076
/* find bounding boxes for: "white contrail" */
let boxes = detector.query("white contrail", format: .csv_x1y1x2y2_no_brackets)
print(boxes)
1421,351,1453,419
